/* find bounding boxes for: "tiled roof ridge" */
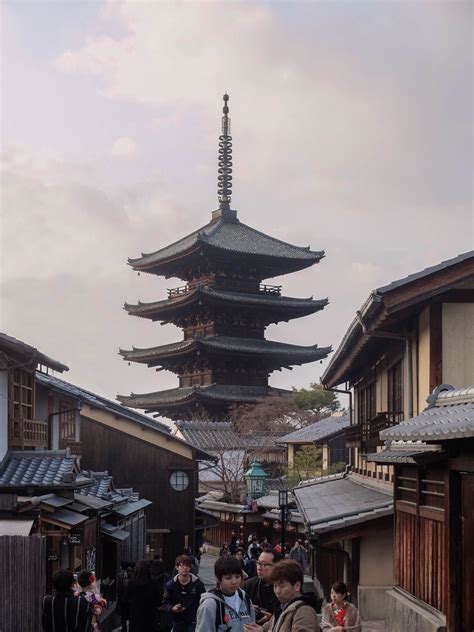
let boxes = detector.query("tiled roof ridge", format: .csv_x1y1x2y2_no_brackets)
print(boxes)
204,218,324,257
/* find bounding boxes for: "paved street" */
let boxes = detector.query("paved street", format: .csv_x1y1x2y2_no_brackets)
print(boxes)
198,552,219,588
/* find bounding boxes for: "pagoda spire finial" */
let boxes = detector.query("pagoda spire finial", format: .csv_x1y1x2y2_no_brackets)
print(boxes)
217,93,233,212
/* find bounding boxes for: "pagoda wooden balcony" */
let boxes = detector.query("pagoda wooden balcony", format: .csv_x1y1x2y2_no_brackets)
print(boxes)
9,416,48,450
167,280,282,298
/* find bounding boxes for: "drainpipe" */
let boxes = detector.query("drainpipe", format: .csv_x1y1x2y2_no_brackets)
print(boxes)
356,311,413,419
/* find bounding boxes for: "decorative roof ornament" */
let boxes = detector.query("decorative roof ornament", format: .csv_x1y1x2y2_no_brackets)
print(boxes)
217,93,233,211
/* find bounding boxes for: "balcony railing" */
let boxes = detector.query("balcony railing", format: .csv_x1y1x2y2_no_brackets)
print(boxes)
346,411,403,448
167,280,282,299
9,416,48,450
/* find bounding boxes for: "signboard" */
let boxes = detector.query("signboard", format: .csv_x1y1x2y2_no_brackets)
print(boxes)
63,532,81,545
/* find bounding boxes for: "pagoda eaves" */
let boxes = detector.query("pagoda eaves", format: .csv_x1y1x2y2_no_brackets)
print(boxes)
119,94,331,421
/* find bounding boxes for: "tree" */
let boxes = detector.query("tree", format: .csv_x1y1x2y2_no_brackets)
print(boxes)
289,445,323,482
292,382,340,418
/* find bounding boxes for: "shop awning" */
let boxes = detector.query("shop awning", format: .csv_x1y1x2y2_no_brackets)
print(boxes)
0,519,34,536
40,508,89,529
101,523,130,542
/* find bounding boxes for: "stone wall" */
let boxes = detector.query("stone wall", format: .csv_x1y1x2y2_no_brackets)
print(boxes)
385,588,446,632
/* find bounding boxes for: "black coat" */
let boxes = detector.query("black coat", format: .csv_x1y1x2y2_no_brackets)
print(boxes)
126,581,156,632
42,591,92,632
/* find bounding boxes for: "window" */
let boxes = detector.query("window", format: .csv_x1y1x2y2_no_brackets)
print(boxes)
357,381,376,424
388,360,403,423
59,403,76,448
170,470,189,491
12,369,34,420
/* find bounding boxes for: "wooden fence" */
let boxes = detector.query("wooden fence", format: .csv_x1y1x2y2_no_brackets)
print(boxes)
0,535,46,632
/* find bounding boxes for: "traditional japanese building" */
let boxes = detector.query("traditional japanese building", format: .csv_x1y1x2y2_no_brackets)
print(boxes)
118,94,331,420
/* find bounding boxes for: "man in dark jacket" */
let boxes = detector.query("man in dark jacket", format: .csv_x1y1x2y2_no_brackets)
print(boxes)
42,570,92,632
162,554,206,632
243,550,280,625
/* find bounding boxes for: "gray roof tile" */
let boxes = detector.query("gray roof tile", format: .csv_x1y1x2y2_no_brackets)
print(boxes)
130,218,324,268
380,402,474,441
279,415,350,444
294,473,392,533
0,332,68,373
0,450,83,487
120,336,331,365
118,384,289,410
176,421,285,451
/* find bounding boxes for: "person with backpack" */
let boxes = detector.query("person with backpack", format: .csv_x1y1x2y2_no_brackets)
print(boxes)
243,560,320,632
162,554,206,632
42,569,93,632
195,556,255,632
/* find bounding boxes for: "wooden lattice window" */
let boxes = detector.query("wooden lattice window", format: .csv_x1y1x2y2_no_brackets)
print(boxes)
59,402,76,447
420,467,445,510
357,381,376,425
388,360,404,423
12,369,34,420
397,465,418,504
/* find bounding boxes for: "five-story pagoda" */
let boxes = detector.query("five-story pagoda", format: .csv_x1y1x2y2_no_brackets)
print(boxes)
118,95,331,421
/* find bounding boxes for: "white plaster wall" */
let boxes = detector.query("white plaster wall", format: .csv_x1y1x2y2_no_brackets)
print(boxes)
359,526,393,585
0,372,8,460
443,303,474,386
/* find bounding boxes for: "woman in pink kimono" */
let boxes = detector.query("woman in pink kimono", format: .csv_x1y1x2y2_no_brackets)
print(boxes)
321,581,362,632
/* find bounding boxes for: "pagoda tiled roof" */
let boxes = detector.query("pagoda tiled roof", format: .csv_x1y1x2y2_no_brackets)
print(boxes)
117,384,289,411
120,335,331,366
128,217,324,273
124,287,328,320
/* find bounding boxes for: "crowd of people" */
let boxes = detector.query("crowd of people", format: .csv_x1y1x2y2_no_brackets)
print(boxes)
41,536,362,632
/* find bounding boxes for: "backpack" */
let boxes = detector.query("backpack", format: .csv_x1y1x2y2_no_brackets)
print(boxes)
210,588,252,630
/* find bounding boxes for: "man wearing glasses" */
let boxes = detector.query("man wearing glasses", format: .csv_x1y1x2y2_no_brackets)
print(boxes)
243,550,281,625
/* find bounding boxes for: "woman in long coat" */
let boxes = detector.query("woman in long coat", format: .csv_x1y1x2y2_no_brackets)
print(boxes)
126,561,156,632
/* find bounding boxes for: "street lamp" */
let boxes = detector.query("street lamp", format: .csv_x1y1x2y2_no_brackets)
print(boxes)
278,489,289,555
244,461,268,500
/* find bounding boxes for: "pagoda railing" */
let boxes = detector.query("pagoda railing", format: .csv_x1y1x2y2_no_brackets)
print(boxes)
167,281,282,298
9,415,48,450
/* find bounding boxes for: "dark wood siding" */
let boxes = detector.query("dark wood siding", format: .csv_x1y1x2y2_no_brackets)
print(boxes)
80,416,198,568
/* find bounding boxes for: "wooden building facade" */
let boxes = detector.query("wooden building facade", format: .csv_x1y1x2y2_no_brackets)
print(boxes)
313,251,474,622
369,385,474,632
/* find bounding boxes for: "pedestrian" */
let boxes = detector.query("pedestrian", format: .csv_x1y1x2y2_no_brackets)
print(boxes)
162,554,206,632
243,549,280,625
320,581,362,632
195,556,255,631
246,537,260,560
150,559,168,631
289,540,308,570
126,560,155,632
233,548,248,582
220,542,231,557
243,559,320,632
42,569,92,632
116,561,134,632
75,570,107,630
229,531,239,554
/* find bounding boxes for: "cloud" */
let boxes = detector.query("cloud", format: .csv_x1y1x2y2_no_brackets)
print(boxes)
110,136,138,159
1,2,472,405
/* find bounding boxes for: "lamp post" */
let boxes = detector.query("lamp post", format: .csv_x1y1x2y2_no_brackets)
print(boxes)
278,489,288,556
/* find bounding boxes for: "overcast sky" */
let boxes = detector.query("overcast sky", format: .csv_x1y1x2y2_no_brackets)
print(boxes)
1,1,472,419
